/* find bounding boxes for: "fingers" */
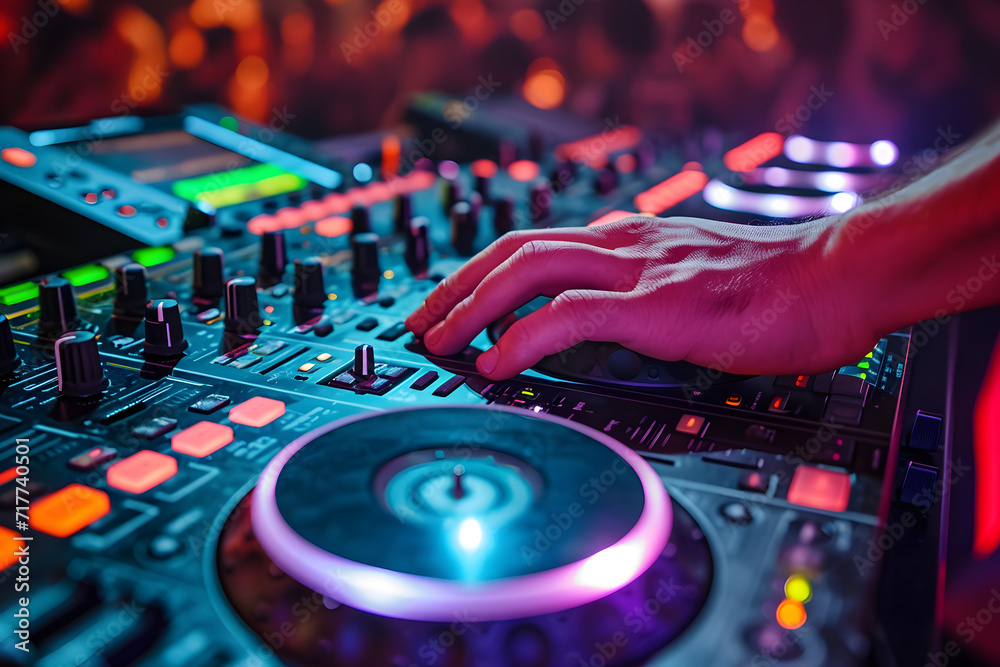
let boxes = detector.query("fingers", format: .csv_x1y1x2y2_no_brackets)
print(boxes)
475,289,637,380
422,240,640,356
405,227,627,336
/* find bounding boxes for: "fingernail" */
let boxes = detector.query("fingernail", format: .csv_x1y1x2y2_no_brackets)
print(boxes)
477,347,499,374
424,323,443,348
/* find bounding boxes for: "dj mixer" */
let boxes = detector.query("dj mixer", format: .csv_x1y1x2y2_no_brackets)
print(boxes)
0,99,979,667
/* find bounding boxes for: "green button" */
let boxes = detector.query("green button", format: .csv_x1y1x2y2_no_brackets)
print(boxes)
132,246,176,267
0,281,39,306
62,264,110,287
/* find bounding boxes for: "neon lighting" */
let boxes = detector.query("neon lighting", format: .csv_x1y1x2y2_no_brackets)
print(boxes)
183,116,342,188
785,135,899,168
132,247,176,267
776,599,807,629
786,466,851,512
458,518,483,552
587,210,634,227
220,115,239,132
703,179,860,218
353,163,374,183
784,575,812,602
471,159,498,179
62,264,110,287
974,339,1000,558
252,405,672,622
555,126,642,168
1,147,37,168
723,132,783,172
0,281,39,306
634,170,708,213
172,163,307,208
507,160,540,182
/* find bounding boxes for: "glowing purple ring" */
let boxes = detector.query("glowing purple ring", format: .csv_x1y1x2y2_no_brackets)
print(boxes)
252,404,672,622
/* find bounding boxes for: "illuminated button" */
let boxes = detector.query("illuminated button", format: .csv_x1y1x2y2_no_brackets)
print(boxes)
118,205,137,217
30,484,110,537
787,465,851,512
768,393,789,412
315,353,332,362
775,599,807,630
314,216,352,238
101,189,116,200
508,160,540,182
172,421,234,458
229,397,285,427
297,362,316,373
725,393,742,406
68,446,118,471
784,575,812,603
83,192,98,204
676,414,705,435
1,526,20,569
1,147,37,168
107,450,178,494
795,375,809,388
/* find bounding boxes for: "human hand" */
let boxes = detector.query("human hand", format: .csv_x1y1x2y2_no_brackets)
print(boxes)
405,216,880,380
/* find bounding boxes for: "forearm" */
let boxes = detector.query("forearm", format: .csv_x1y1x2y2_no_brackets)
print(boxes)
826,121,1000,338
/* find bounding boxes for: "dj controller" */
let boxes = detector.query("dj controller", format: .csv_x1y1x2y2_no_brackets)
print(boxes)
0,99,986,667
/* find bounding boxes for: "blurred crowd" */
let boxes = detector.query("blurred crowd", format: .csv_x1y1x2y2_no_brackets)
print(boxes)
1,0,999,147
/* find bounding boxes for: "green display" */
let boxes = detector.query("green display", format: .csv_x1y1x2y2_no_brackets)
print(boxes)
62,264,110,287
171,163,306,208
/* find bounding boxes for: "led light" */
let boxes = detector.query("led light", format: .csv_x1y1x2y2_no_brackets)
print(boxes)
831,192,858,213
353,163,374,183
587,210,633,227
869,140,899,167
776,598,807,629
132,246,176,267
30,484,110,537
784,575,812,603
384,270,395,279
314,216,352,238
172,421,234,458
107,450,178,494
470,159,498,179
316,353,332,362
62,264,110,287
723,132,783,172
172,163,307,207
220,115,239,132
0,281,40,306
230,396,286,427
458,518,483,552
438,160,460,180
1,526,21,569
507,160,540,182
575,543,644,590
1,147,37,168
633,170,708,213
787,465,851,512
676,414,705,435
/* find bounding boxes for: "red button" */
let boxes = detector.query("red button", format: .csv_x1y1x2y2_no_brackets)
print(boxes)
107,450,178,494
1,147,37,168
30,484,111,537
787,466,851,512
229,397,285,427
0,526,21,569
676,414,705,435
118,205,136,217
172,421,234,458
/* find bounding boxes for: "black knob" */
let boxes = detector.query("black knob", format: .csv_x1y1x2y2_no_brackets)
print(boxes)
193,247,225,300
55,331,107,398
393,194,412,235
550,161,576,192
442,177,461,214
225,277,262,335
529,130,544,162
406,217,431,277
113,263,148,317
493,197,514,236
354,344,376,380
529,181,552,224
474,174,491,203
143,299,188,357
351,206,371,236
293,257,327,309
351,233,381,298
595,165,617,194
0,314,20,375
38,277,80,336
450,201,477,256
257,230,287,288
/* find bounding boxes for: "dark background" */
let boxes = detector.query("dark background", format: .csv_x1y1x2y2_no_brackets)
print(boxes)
2,0,1000,148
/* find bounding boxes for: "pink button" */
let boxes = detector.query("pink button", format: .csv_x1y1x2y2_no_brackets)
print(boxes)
172,421,234,458
229,397,285,427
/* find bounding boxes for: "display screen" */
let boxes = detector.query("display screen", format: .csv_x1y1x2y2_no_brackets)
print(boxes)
64,130,306,208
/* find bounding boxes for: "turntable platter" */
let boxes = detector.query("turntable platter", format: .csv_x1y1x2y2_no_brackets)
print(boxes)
251,406,672,622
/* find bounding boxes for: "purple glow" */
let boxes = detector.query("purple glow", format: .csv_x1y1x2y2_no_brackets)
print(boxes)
784,134,899,168
438,160,460,180
703,179,860,217
252,405,672,622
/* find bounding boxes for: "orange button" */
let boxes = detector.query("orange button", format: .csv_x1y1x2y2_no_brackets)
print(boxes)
30,484,110,537
1,526,22,569
676,414,706,435
1,147,37,168
314,216,352,238
172,421,234,458
776,598,807,630
787,465,851,512
508,159,540,182
0,467,18,486
229,397,285,427
107,450,178,494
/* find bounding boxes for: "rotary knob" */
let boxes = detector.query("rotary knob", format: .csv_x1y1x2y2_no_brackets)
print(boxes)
493,196,515,236
113,263,148,317
225,277,262,335
293,257,327,309
351,233,381,298
143,299,188,357
393,194,412,235
193,247,225,301
55,331,107,398
0,314,20,375
405,217,431,277
354,344,376,380
442,177,462,214
257,230,287,288
38,277,80,336
450,201,477,256
351,205,371,236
